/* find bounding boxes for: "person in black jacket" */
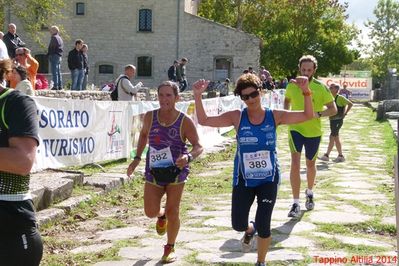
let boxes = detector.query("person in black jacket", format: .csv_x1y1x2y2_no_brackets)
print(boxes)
3,23,25,59
47,26,63,90
67,39,84,90
167,60,178,82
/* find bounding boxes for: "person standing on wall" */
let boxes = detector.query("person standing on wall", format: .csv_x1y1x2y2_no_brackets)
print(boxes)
47,26,63,90
67,39,84,91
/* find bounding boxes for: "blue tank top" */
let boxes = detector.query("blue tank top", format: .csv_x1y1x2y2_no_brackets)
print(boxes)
233,108,279,187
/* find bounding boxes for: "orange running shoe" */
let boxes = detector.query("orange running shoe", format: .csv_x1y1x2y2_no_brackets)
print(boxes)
156,216,167,235
161,244,176,263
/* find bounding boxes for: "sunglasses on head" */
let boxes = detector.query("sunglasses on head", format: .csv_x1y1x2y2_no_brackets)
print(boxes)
240,90,260,101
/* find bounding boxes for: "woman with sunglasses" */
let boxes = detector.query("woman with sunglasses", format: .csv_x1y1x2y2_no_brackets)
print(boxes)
193,73,313,266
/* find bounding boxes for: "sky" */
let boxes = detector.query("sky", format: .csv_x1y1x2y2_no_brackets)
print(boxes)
338,0,379,46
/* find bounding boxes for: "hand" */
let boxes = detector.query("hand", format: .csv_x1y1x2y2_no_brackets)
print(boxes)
175,154,189,168
290,76,309,92
126,160,140,177
192,79,209,96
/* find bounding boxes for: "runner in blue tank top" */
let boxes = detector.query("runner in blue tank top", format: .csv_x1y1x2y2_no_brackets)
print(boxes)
127,81,203,263
193,73,314,266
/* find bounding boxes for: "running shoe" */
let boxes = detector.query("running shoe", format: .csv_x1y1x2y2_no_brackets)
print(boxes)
305,189,314,210
255,262,266,266
156,216,167,236
319,154,329,161
161,244,176,263
334,155,345,163
240,221,256,252
287,203,301,218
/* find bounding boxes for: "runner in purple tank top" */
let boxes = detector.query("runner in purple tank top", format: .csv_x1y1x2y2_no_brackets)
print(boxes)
127,81,203,263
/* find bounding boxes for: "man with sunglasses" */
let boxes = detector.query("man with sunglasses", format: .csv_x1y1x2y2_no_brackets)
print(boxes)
11,47,39,90
284,55,337,219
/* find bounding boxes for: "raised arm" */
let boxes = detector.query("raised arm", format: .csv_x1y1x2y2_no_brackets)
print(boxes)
127,111,151,177
274,76,314,126
193,79,240,129
175,116,204,168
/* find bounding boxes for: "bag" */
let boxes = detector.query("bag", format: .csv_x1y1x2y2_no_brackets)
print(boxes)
150,166,181,183
110,76,129,101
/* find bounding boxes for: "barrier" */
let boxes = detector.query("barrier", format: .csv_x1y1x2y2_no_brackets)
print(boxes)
31,91,285,171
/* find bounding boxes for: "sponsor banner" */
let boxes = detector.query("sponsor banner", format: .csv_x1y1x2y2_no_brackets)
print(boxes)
32,93,285,170
319,77,372,100
33,97,131,171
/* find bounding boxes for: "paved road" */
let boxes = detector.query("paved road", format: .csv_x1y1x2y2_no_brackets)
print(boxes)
39,104,397,266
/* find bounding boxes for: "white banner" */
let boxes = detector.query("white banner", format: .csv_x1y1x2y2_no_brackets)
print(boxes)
32,92,286,171
319,77,372,100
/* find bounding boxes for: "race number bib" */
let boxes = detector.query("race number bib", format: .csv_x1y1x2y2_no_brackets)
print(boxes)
149,147,174,168
243,150,273,179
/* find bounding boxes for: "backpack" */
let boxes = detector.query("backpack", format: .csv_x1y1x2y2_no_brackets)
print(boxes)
110,76,129,101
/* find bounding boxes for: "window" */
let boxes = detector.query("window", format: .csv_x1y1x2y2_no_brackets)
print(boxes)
215,57,232,81
76,2,85,15
137,56,152,77
99,64,114,74
35,54,49,73
139,9,152,32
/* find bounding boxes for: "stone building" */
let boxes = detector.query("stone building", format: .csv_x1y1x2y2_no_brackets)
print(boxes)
8,0,260,89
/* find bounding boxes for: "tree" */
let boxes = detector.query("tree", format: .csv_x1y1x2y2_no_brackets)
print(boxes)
0,0,65,46
198,0,359,78
365,0,399,80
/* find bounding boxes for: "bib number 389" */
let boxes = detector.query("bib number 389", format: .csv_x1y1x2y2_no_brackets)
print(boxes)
243,150,272,179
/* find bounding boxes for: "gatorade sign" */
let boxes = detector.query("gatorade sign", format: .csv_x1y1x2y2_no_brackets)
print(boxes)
319,77,372,101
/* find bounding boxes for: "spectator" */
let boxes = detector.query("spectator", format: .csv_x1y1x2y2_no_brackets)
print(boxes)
167,60,178,82
67,39,84,90
339,84,352,99
11,47,39,89
0,31,9,60
115,64,143,101
265,76,275,91
10,65,33,96
47,26,63,90
259,66,271,80
81,44,89,90
176,57,188,92
3,23,25,59
0,58,43,266
248,66,256,75
220,78,230,97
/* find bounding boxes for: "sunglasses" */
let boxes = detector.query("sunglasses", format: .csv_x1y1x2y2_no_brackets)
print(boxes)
240,90,260,101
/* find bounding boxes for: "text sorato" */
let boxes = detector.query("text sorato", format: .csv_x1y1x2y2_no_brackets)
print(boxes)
38,109,90,128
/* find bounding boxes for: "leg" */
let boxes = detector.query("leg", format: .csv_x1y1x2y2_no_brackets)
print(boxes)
254,179,278,263
335,136,343,155
71,69,78,90
77,69,85,90
325,134,335,156
49,55,57,88
290,152,302,199
143,182,165,218
305,159,316,190
56,56,62,89
164,183,185,245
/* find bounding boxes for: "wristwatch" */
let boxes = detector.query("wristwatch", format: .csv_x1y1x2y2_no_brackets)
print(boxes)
187,153,194,163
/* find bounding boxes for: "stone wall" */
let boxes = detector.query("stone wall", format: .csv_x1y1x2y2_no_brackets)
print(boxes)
9,0,260,89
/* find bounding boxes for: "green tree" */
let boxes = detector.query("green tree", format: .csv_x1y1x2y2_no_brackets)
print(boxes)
365,0,399,80
198,0,358,78
0,0,65,46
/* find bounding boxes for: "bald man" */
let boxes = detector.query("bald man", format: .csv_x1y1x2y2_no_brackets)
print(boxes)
3,23,26,59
